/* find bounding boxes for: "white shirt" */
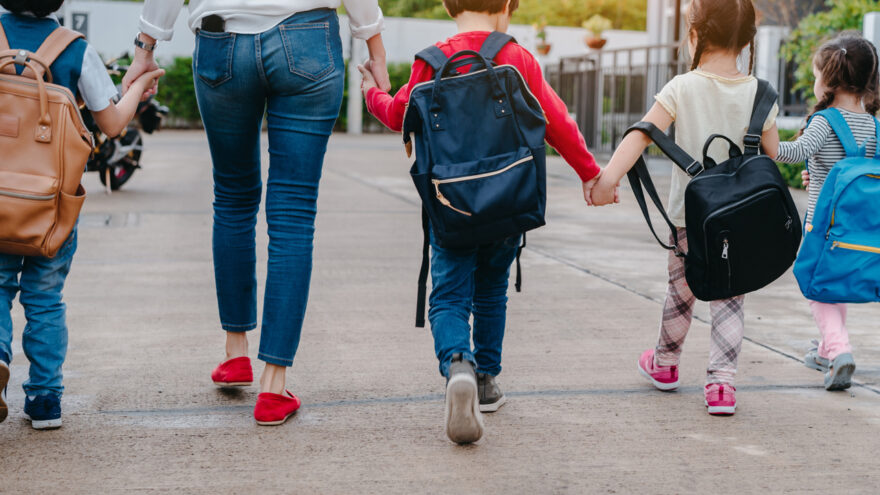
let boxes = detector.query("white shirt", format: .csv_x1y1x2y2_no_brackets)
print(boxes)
654,70,779,227
139,0,384,41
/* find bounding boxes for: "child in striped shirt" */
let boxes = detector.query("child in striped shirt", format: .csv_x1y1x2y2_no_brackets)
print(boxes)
771,32,880,391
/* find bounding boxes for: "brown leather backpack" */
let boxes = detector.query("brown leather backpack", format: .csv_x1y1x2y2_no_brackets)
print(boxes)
0,24,93,258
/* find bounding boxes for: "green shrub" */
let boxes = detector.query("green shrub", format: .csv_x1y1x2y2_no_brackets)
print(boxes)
777,128,806,189
156,57,201,126
780,0,879,106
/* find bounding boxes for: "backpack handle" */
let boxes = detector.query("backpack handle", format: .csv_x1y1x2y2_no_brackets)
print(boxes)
0,56,52,143
428,50,509,128
701,134,742,169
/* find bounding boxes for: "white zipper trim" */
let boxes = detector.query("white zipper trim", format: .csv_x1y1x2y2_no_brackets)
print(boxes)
432,155,533,185
0,189,54,201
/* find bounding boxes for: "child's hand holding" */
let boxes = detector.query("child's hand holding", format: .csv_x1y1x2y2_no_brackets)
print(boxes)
129,68,165,96
588,172,620,206
357,64,378,96
802,169,810,188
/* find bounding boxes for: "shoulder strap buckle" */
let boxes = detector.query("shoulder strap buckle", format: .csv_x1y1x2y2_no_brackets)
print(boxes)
685,160,705,177
13,49,28,65
743,133,762,154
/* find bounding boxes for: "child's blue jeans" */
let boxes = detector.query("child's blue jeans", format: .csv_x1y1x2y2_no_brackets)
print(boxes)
428,230,520,378
0,229,77,397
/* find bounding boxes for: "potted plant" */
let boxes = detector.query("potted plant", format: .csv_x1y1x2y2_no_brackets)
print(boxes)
534,19,551,55
583,14,612,50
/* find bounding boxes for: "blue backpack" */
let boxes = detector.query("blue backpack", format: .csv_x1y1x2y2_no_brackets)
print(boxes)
403,33,548,327
793,108,880,303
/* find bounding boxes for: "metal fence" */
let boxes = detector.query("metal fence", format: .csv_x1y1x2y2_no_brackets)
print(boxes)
548,44,809,153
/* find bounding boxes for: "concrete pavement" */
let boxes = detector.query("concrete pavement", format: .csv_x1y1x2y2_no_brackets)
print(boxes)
1,131,879,493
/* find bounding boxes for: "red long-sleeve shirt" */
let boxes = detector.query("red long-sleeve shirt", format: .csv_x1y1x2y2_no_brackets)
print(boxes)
365,31,600,182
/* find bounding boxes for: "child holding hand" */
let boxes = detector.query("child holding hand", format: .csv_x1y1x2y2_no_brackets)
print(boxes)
591,0,778,415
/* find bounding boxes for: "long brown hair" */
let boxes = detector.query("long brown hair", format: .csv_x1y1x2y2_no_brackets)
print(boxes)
809,32,880,119
687,0,758,74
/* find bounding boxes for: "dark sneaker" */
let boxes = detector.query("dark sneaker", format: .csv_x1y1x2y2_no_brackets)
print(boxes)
24,394,62,430
476,372,507,413
0,361,8,423
445,354,483,444
825,353,855,391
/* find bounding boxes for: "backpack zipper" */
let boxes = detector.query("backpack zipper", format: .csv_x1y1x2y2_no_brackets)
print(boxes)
431,155,534,216
831,241,880,254
0,189,54,201
721,238,731,291
402,64,543,135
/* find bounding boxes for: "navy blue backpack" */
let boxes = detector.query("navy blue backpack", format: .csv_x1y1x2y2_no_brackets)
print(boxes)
402,32,548,327
793,108,880,302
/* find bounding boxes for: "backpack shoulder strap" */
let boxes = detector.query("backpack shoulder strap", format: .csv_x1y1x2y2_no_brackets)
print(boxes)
415,45,448,72
27,27,84,81
479,31,515,62
0,18,9,51
744,79,778,155
814,108,860,158
629,121,702,176
874,117,880,160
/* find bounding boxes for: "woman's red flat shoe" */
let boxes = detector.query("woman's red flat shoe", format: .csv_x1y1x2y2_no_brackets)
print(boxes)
254,390,301,426
211,356,253,386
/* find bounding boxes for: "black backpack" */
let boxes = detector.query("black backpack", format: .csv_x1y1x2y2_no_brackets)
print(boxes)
625,79,802,301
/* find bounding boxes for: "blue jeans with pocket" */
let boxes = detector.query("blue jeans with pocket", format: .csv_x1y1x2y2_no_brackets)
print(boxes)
193,9,344,367
428,230,521,378
0,229,77,397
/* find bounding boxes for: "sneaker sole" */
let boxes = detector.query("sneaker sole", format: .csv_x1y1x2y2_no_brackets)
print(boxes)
479,394,507,413
0,362,9,423
26,415,62,430
255,412,296,426
213,381,252,387
638,362,679,391
445,374,483,444
825,355,855,391
704,402,736,415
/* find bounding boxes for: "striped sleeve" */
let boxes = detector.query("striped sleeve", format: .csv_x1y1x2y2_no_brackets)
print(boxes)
777,116,830,164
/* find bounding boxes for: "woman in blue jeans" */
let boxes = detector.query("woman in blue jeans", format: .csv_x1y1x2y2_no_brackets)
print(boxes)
126,0,390,425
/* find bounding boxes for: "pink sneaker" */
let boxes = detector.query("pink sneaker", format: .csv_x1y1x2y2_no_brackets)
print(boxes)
637,349,679,391
704,383,736,415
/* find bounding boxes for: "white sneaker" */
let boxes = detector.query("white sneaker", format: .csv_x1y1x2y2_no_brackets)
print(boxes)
444,354,483,444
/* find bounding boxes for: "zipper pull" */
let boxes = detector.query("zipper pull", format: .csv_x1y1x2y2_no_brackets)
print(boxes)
785,216,793,231
831,241,838,250
721,239,729,260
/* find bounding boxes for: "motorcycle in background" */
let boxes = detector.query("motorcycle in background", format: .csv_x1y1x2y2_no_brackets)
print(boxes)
81,55,169,193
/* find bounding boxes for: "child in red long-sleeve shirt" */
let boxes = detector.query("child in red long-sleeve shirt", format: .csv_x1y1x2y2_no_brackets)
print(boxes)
360,0,611,445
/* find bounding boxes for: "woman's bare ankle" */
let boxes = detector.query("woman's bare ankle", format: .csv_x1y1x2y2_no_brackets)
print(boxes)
225,331,248,360
260,363,287,394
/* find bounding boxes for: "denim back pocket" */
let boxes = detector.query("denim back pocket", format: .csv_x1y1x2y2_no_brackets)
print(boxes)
279,22,334,81
195,31,235,87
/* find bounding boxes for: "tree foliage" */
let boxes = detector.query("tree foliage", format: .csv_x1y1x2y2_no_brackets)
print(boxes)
780,0,879,99
379,0,648,30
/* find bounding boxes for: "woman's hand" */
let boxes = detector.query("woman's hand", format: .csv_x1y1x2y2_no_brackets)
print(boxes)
357,64,378,95
123,34,160,100
365,34,391,92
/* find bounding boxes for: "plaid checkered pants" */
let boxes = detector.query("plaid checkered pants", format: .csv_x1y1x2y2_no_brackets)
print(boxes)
654,228,745,385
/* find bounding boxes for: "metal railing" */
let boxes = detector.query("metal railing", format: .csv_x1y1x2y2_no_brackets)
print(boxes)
548,44,689,154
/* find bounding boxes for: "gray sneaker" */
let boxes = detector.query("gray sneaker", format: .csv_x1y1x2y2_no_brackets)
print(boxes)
804,341,830,372
477,372,507,413
445,354,483,444
0,361,8,423
825,353,856,391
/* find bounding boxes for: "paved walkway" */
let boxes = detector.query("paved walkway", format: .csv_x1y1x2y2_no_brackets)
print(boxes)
1,132,879,493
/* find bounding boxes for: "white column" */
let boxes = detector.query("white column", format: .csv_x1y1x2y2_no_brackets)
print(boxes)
755,26,789,89
865,12,880,49
347,38,364,135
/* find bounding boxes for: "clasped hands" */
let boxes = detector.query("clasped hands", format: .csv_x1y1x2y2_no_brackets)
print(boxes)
583,169,620,207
